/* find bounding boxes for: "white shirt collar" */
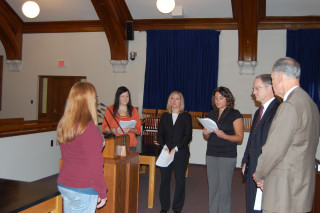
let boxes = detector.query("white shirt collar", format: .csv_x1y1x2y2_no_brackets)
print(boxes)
283,86,299,101
261,97,275,117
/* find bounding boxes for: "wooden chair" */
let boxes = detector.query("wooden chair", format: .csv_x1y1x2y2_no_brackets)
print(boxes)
157,109,167,118
188,111,203,122
142,108,157,118
203,112,209,118
242,114,252,132
144,117,160,131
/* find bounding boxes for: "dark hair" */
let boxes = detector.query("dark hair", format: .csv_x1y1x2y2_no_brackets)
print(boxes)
256,74,272,86
113,86,133,117
211,86,235,110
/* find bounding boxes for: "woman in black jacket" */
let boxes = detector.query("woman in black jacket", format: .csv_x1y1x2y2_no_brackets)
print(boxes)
157,91,192,213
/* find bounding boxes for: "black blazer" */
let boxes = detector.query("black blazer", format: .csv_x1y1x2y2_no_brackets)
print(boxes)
242,98,281,175
157,111,192,157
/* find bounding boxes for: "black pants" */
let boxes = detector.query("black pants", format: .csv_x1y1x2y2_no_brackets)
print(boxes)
159,154,189,212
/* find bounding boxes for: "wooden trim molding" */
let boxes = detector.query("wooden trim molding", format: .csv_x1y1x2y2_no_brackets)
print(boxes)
23,21,104,33
259,16,320,30
133,18,237,31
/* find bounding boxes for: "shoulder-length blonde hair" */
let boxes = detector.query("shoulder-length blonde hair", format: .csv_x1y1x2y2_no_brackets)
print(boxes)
166,91,185,113
57,82,98,144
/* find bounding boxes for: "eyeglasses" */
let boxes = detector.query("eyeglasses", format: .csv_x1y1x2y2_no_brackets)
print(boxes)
252,86,267,92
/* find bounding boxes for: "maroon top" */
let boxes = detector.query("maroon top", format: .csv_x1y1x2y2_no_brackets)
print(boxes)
58,121,107,199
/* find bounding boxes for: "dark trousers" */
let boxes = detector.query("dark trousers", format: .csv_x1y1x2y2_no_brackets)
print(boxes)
159,154,189,212
246,174,262,213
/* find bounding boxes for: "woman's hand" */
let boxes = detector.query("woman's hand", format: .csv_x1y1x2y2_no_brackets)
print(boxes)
116,127,130,134
203,128,212,136
129,128,138,134
213,129,227,139
164,146,170,154
122,127,130,133
169,148,176,155
97,196,107,209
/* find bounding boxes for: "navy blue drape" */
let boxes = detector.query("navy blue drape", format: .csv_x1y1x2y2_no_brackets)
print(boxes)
143,30,220,112
286,29,320,109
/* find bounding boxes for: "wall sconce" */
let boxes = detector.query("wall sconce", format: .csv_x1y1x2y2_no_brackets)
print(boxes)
22,1,40,18
156,0,175,14
130,52,137,61
237,61,258,75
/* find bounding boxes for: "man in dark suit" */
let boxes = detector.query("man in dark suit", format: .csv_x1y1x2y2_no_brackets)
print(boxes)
242,74,280,213
253,58,319,212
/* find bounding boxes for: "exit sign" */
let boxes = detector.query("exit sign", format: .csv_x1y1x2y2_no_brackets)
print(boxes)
58,61,64,66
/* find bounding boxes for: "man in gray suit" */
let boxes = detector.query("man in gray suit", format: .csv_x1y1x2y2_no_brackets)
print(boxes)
253,57,319,212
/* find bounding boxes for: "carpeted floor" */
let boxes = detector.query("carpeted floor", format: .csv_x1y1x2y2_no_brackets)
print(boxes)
37,164,246,213
138,164,246,213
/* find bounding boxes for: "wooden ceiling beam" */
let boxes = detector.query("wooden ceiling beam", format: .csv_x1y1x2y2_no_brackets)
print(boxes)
232,0,266,62
23,21,104,33
259,16,320,29
17,16,320,34
91,0,133,60
133,18,237,31
0,1,23,60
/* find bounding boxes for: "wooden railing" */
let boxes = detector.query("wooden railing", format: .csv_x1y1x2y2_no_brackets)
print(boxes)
0,117,24,125
0,119,58,138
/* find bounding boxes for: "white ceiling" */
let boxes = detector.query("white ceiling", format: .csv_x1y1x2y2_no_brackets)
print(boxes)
6,0,320,23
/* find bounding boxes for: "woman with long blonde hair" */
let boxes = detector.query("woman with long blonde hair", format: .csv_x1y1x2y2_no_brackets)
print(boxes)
157,91,192,213
57,82,107,213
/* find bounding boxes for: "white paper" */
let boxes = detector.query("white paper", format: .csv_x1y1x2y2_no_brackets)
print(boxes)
119,120,137,128
156,145,175,167
197,118,218,131
254,188,263,210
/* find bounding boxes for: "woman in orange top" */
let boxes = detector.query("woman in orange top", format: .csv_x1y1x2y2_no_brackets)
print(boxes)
102,86,141,150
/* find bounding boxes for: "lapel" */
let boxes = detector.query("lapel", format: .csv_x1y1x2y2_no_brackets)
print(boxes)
173,112,182,127
167,112,181,128
259,99,277,124
167,113,174,128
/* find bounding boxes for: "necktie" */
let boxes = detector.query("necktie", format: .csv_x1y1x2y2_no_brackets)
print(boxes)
248,106,264,156
253,106,264,133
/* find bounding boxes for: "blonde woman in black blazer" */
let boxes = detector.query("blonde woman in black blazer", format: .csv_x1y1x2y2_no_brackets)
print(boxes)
157,91,192,213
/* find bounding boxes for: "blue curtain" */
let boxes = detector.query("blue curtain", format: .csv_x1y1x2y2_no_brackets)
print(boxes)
143,30,220,112
286,29,320,109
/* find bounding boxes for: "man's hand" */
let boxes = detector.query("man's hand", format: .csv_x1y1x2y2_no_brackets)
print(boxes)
241,163,246,176
253,173,264,190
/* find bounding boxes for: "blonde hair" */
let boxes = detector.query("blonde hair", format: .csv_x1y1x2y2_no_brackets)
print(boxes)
57,82,98,144
166,91,185,113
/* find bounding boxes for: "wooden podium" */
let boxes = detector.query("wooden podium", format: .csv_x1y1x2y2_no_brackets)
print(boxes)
97,135,139,213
